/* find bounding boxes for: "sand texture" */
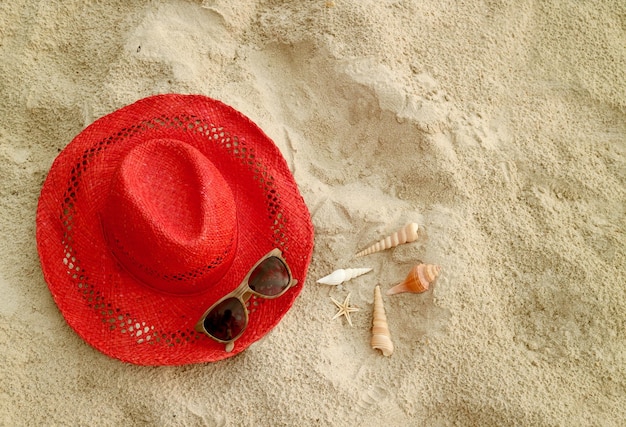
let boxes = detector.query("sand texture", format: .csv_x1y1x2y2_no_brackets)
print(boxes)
1,1,625,425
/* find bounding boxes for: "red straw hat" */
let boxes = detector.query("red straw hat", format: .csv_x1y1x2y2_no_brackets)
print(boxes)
36,94,314,365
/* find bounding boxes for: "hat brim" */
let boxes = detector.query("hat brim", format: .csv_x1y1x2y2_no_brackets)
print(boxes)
36,94,314,365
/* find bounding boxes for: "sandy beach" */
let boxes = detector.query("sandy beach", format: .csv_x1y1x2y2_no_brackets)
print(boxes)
1,1,624,425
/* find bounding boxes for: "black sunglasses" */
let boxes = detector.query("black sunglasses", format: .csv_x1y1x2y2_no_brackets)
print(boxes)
195,248,297,352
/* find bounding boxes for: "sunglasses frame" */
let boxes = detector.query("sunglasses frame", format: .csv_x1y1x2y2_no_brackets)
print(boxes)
195,248,297,352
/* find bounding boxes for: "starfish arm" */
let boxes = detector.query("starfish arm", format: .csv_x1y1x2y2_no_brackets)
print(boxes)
332,311,344,320
330,297,342,308
344,312,354,327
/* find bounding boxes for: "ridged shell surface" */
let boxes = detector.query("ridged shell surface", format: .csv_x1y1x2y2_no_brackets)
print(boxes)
316,267,373,285
386,263,441,296
371,285,393,356
356,222,419,257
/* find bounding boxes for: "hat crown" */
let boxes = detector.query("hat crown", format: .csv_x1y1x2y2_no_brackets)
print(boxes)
101,138,237,294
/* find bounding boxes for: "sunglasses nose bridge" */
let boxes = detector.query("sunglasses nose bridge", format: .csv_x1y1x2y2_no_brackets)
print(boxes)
231,281,254,301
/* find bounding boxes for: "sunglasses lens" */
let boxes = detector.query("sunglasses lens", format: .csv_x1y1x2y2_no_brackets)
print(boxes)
248,256,290,296
202,297,247,342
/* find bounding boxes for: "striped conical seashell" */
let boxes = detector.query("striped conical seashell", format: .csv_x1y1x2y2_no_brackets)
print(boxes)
316,267,373,285
386,263,441,296
371,285,393,356
356,222,419,257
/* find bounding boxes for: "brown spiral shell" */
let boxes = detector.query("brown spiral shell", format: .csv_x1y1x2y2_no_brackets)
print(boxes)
386,263,441,296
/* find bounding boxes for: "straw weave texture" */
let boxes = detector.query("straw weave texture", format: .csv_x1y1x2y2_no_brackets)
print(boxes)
36,94,314,365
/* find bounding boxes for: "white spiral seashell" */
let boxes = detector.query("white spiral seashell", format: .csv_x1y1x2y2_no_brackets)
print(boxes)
356,222,419,257
316,267,373,285
371,285,393,356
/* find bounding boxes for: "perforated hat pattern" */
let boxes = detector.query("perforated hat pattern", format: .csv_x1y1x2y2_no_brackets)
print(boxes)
37,94,314,365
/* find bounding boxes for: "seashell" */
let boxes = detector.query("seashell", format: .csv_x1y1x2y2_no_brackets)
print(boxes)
371,285,393,356
316,267,373,285
386,263,441,296
356,222,419,257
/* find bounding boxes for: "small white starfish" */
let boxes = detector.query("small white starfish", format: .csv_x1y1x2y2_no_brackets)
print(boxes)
331,293,360,326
